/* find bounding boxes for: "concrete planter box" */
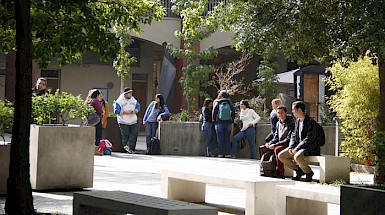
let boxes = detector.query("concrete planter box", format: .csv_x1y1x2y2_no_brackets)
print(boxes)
159,121,205,156
341,185,385,215
30,124,95,190
0,144,10,194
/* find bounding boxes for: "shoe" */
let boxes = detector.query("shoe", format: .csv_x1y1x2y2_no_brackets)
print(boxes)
292,168,305,180
205,147,211,157
128,149,134,154
218,155,224,158
94,146,103,156
225,155,232,158
123,146,130,153
231,154,236,159
273,172,286,179
305,171,314,182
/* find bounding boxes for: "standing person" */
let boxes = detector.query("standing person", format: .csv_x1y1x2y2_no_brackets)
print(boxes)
212,90,235,158
278,101,321,182
100,92,109,138
85,89,104,147
231,100,261,159
114,88,140,154
265,98,281,143
32,77,47,96
265,105,295,177
201,98,216,157
143,94,170,153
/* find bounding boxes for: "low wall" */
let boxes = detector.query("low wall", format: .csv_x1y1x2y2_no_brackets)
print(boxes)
159,121,339,158
30,125,95,190
0,144,10,194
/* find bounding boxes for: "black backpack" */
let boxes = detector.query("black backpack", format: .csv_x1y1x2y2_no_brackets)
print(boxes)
148,137,161,155
260,149,277,177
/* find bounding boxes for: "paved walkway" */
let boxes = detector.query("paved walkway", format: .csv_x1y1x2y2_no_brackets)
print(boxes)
0,134,374,215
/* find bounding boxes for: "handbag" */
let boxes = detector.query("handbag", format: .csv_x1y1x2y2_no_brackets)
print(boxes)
83,112,100,126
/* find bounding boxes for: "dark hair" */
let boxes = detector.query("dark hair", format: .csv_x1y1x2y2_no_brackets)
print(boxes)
219,90,229,98
292,101,306,112
240,100,250,109
203,98,213,107
156,94,165,108
86,89,101,105
277,105,287,113
90,89,100,99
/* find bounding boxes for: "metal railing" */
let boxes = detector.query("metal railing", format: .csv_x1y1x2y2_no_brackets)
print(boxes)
160,0,226,18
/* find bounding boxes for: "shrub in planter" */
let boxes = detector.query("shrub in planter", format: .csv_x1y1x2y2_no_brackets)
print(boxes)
0,100,14,133
32,90,94,125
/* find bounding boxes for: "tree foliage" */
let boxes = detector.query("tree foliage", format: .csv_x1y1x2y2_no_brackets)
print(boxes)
0,100,14,133
326,54,379,164
254,59,278,100
0,0,165,76
167,0,218,109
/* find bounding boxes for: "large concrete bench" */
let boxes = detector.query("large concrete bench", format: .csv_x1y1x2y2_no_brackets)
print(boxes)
275,183,340,215
304,155,350,183
73,191,218,215
161,169,295,215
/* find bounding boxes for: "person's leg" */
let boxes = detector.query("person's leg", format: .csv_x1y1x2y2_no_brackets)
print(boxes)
231,130,245,155
245,127,256,159
293,149,312,173
274,146,287,175
95,121,103,146
215,123,224,156
224,123,232,156
203,123,212,148
209,126,217,150
127,123,139,151
150,122,158,139
277,148,298,171
145,123,152,149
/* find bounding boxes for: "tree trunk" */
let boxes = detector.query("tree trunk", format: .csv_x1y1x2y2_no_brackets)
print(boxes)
374,56,385,184
5,0,36,214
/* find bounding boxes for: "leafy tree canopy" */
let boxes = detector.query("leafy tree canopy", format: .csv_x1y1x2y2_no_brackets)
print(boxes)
0,0,165,76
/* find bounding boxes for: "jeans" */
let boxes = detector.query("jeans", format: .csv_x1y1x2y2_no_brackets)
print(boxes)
94,120,103,146
145,122,158,149
232,127,256,159
203,123,216,150
119,123,139,150
215,123,232,156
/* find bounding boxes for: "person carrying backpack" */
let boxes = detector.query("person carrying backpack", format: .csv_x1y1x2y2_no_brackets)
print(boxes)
212,90,235,158
278,101,324,182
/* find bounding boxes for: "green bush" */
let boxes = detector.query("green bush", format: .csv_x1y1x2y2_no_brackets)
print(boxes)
0,100,14,133
32,90,94,125
326,53,379,164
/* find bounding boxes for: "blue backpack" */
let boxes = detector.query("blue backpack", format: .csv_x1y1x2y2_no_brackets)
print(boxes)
218,102,231,121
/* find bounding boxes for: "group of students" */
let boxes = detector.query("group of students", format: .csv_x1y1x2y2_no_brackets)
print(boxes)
201,90,261,158
202,93,323,182
86,87,169,154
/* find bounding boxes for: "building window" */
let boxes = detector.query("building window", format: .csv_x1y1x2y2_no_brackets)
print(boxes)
41,69,60,92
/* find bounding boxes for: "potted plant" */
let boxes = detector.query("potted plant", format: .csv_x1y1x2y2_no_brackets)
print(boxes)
30,90,96,190
0,100,13,194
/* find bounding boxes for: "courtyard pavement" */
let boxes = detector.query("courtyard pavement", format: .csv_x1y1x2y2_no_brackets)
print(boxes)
0,133,374,215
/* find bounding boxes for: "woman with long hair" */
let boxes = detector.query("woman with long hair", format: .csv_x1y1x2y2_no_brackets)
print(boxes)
231,100,260,159
100,92,109,138
143,94,170,152
86,89,103,147
201,98,216,157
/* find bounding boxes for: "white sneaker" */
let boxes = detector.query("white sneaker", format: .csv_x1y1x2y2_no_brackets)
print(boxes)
225,155,232,158
123,146,130,153
218,155,224,158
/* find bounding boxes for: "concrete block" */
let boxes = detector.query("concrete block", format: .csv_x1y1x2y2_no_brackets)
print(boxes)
275,183,340,215
159,121,205,156
306,155,350,183
0,144,10,194
30,125,95,190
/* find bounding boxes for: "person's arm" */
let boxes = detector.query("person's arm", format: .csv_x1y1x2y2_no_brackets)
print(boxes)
249,109,261,126
159,106,170,117
143,101,154,124
230,101,236,122
102,102,109,127
274,121,295,147
135,101,140,113
288,120,298,149
294,119,318,151
212,102,219,124
92,99,103,116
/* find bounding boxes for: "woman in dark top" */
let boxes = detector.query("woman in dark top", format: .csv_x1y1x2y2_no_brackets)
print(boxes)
85,89,103,146
201,98,216,157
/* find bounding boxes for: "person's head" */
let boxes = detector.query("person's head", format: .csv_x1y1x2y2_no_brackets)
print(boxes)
156,94,165,108
203,98,213,109
271,98,281,110
86,89,101,104
240,100,250,110
292,101,306,118
36,77,47,91
277,105,287,121
123,87,133,99
219,90,229,99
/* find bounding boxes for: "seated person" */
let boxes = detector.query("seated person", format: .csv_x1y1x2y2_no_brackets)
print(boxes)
265,105,295,177
278,101,321,182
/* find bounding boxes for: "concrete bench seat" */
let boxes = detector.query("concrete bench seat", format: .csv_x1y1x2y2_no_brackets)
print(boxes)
73,191,218,215
275,183,340,215
161,169,295,215
304,155,350,183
